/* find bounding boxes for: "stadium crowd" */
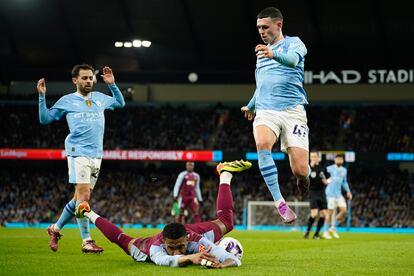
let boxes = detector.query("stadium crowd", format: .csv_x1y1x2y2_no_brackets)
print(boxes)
1,166,413,227
1,104,413,152
1,103,413,228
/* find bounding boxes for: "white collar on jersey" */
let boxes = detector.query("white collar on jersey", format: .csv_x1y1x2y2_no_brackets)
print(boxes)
75,91,92,99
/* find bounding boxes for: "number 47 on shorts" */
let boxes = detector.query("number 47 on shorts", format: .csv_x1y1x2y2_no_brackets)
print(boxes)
292,124,307,137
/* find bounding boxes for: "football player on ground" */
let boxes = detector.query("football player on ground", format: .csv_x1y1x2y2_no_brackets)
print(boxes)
77,160,251,268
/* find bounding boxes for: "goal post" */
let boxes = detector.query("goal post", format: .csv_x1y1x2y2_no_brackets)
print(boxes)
247,201,310,229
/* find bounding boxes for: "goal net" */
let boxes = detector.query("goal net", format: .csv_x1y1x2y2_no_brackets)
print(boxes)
247,201,310,229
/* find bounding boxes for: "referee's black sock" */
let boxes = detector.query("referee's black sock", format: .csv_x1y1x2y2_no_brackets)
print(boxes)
306,216,315,232
315,217,325,235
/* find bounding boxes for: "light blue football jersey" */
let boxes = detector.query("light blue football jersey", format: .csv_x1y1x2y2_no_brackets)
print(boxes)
247,36,308,111
325,164,350,197
39,83,125,158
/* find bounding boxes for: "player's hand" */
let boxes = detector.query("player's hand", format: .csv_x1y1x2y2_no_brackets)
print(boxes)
190,247,219,266
241,106,255,121
37,78,46,95
210,258,237,269
101,66,115,84
255,44,274,59
346,192,353,200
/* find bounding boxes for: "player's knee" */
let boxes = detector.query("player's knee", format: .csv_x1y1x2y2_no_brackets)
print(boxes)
221,218,234,233
76,185,91,201
292,164,308,179
217,213,234,233
255,140,273,151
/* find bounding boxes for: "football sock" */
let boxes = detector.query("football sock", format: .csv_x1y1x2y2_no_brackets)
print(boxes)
76,217,91,241
178,213,184,223
216,184,234,232
258,150,283,202
55,199,76,231
306,216,315,232
219,171,232,185
95,217,132,255
324,222,331,232
84,210,99,223
315,217,325,235
193,212,201,223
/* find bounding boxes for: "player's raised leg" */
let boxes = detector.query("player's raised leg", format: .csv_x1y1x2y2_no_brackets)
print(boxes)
214,160,252,236
185,160,252,241
287,147,310,196
254,125,297,224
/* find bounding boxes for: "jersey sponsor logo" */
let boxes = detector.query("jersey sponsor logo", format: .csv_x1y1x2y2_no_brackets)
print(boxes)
73,112,104,123
186,180,195,186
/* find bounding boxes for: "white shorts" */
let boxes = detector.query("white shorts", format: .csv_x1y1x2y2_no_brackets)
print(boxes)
67,156,102,189
327,196,347,210
253,105,309,153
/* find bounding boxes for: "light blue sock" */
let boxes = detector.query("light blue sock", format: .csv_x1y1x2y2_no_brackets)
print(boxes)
76,217,91,240
335,220,340,227
258,150,282,201
324,222,331,232
55,199,76,230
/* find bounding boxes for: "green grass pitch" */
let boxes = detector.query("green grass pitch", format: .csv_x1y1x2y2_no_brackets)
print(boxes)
1,228,413,275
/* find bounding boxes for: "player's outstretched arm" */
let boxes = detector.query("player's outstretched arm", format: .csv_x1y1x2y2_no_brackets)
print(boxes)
101,66,125,108
37,78,57,124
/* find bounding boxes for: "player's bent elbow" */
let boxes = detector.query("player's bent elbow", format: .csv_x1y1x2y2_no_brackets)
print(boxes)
39,117,52,125
115,101,126,108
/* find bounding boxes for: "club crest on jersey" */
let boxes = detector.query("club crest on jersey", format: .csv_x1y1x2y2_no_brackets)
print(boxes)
85,99,92,107
198,244,206,252
96,100,102,107
277,47,283,53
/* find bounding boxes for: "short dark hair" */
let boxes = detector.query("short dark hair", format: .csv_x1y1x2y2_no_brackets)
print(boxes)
257,7,283,21
335,154,345,158
71,64,94,78
162,223,187,240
